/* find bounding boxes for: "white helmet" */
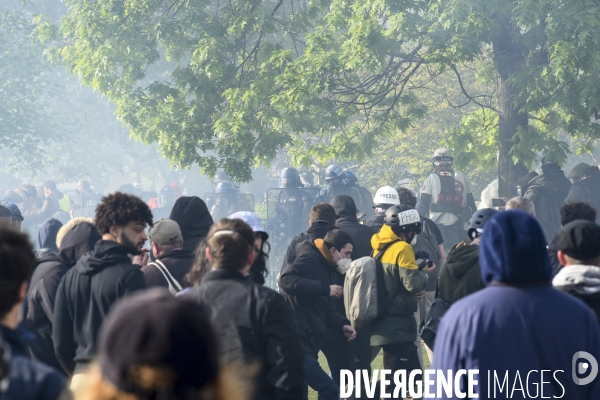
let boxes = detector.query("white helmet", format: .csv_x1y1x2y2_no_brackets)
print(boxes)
374,186,400,206
433,148,454,176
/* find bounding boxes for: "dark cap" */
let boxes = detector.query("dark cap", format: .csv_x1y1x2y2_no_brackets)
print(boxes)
148,219,183,245
555,220,600,260
568,163,591,180
98,289,219,397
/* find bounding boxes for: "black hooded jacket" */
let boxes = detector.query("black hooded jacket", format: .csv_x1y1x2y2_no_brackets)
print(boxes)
25,222,101,373
331,195,375,260
53,240,146,374
280,221,337,270
566,174,600,223
437,243,484,305
169,196,214,254
279,240,350,357
364,211,385,232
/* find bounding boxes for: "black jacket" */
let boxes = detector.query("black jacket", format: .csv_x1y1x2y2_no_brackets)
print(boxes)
169,196,214,254
542,164,572,203
53,240,146,374
184,269,304,400
25,222,101,373
331,195,376,260
566,174,600,224
0,325,67,400
437,243,485,305
279,240,350,357
280,221,337,269
523,175,563,239
142,248,194,289
364,211,385,233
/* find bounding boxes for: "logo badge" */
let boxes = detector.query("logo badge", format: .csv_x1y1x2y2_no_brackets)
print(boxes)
572,351,598,385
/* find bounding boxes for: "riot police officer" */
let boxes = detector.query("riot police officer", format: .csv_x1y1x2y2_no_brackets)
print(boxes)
321,165,363,211
152,185,178,220
209,181,252,220
344,171,374,218
416,148,477,249
271,168,314,237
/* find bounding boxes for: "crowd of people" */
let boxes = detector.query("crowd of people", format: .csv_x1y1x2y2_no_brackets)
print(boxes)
0,150,600,399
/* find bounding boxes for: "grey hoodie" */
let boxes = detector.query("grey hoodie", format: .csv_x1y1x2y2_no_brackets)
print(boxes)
553,265,600,321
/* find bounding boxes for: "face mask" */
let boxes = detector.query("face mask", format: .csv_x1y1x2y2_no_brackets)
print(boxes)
336,258,352,274
410,235,417,246
334,249,352,274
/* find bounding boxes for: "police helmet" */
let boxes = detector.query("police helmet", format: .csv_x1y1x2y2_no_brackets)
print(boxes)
215,181,237,194
345,171,358,185
281,167,300,188
467,208,498,240
384,204,422,234
214,170,231,184
324,165,345,181
374,186,400,207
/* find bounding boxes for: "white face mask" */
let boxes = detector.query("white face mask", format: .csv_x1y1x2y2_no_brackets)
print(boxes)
410,235,417,246
336,258,352,274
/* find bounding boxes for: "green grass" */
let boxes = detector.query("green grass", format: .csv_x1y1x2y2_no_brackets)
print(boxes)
308,346,430,400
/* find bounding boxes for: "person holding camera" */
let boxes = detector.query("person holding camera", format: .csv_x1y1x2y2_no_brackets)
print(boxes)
370,204,434,395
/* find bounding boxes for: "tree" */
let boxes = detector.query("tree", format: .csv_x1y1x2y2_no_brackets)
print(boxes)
290,0,600,196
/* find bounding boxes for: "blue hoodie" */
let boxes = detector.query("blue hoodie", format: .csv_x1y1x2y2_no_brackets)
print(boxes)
432,210,600,399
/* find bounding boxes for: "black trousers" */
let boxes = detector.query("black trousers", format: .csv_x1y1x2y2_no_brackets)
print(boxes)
381,341,422,396
320,329,354,386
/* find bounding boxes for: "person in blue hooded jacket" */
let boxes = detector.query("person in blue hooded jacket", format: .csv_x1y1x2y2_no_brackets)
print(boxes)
433,210,600,399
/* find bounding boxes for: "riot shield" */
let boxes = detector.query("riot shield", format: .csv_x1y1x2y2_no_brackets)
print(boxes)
204,192,255,221
72,206,96,218
265,187,319,288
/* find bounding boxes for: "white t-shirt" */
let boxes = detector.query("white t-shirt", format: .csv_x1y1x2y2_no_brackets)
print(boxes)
420,171,471,226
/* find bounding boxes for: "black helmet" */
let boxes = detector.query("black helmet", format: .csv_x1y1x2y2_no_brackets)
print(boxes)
468,208,498,240
345,171,358,185
384,204,422,234
281,167,300,188
215,181,237,193
324,165,345,181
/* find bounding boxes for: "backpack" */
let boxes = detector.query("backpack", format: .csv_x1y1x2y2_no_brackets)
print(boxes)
147,260,184,295
343,240,399,328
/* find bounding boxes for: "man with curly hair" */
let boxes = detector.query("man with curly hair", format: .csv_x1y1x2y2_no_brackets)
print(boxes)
53,192,152,385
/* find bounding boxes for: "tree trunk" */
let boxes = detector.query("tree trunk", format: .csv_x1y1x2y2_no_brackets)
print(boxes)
493,14,529,197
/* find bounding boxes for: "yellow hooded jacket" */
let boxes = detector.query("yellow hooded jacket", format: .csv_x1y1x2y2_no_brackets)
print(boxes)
370,224,428,346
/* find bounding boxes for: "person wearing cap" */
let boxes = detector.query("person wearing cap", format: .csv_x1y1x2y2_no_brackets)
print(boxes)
434,211,600,398
364,186,400,232
77,289,243,400
566,163,600,223
228,211,270,285
185,218,304,400
548,201,597,278
553,220,600,320
1,201,23,231
142,219,194,293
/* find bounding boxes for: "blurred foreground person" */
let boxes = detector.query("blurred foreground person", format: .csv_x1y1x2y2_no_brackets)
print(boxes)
0,225,67,399
185,219,304,400
53,193,151,382
75,289,246,400
228,211,270,285
0,201,23,231
553,220,600,320
434,210,600,399
169,196,214,254
26,222,101,373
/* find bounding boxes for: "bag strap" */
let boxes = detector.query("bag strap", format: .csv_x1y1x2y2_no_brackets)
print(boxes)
371,239,401,260
149,260,183,294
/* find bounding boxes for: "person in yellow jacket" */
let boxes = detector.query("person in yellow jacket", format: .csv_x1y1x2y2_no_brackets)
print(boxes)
43,180,72,214
371,204,434,395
